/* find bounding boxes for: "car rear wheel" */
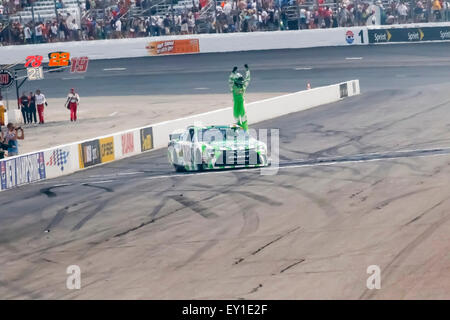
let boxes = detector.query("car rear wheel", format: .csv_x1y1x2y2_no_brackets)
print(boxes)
174,164,186,172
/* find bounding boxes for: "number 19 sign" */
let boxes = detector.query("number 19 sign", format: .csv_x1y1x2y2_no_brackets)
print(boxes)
70,57,89,73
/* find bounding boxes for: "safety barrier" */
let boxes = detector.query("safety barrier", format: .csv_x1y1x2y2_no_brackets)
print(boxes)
1,22,450,64
0,79,359,191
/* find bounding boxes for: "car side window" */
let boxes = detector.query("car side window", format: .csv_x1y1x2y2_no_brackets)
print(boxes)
189,129,195,142
180,131,189,142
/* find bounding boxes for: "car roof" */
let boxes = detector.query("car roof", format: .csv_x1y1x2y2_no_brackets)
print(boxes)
187,125,233,130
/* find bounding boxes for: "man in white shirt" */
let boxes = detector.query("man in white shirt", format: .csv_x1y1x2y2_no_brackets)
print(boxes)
35,89,48,124
65,88,80,122
397,2,408,23
35,23,43,43
24,25,32,44
115,18,122,38
71,19,79,40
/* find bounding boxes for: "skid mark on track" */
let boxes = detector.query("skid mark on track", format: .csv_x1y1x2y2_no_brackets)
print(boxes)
44,207,69,231
71,200,109,231
360,199,450,300
370,187,438,212
230,190,282,206
248,283,263,294
404,198,447,226
280,258,305,273
81,183,114,193
114,219,157,238
40,184,70,198
170,195,218,219
234,226,301,265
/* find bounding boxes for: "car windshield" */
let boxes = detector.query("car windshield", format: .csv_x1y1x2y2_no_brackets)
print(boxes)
199,128,250,142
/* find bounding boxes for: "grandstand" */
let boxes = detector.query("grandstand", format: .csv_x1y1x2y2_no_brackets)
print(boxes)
9,0,82,24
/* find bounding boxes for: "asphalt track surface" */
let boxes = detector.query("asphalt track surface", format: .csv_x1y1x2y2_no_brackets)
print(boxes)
2,43,450,299
10,42,450,97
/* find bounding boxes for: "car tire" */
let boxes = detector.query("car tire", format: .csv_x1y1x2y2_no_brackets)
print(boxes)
174,165,186,172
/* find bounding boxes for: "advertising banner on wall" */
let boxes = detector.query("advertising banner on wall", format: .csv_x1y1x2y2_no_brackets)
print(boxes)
114,130,140,159
146,39,200,56
0,152,46,190
44,145,79,179
99,136,115,163
368,26,450,43
78,140,101,168
140,127,154,152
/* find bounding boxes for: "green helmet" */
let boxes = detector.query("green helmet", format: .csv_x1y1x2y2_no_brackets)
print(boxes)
234,73,244,87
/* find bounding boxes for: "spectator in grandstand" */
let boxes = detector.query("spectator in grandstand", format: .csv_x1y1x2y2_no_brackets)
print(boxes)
35,89,47,124
35,22,43,43
432,0,442,21
114,17,122,38
23,23,32,44
397,1,408,24
19,92,29,124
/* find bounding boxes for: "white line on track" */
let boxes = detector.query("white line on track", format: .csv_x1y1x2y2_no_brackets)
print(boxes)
83,180,115,184
109,112,118,117
345,57,363,60
294,67,313,70
62,76,85,80
118,172,143,176
194,87,210,90
103,68,127,71
51,183,72,187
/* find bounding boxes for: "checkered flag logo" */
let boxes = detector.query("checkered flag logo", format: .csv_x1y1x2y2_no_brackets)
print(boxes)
46,149,70,172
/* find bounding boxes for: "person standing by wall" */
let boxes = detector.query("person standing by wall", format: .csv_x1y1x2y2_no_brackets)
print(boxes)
65,88,80,121
19,92,29,124
35,89,47,124
28,91,37,124
4,123,24,156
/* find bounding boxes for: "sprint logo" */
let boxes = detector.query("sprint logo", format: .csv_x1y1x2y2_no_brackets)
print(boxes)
440,30,450,40
408,29,424,41
373,30,391,42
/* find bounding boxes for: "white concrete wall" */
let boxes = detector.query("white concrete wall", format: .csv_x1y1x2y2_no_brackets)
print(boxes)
2,23,450,64
0,80,360,191
0,26,368,64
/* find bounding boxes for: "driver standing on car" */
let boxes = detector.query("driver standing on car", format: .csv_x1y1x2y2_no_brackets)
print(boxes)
229,64,250,131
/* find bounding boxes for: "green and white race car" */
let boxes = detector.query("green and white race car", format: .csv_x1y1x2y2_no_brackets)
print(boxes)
168,125,269,172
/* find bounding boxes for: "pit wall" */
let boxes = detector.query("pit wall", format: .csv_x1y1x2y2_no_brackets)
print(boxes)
1,23,450,64
0,79,359,191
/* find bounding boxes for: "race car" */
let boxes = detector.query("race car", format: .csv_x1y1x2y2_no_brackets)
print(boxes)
168,125,269,172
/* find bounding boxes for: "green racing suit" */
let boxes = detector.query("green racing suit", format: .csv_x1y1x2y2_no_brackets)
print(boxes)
229,67,250,131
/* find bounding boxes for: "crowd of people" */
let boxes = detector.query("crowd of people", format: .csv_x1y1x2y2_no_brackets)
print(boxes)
0,87,80,157
0,0,449,45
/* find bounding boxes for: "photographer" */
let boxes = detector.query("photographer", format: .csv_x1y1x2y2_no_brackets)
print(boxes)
1,123,24,157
